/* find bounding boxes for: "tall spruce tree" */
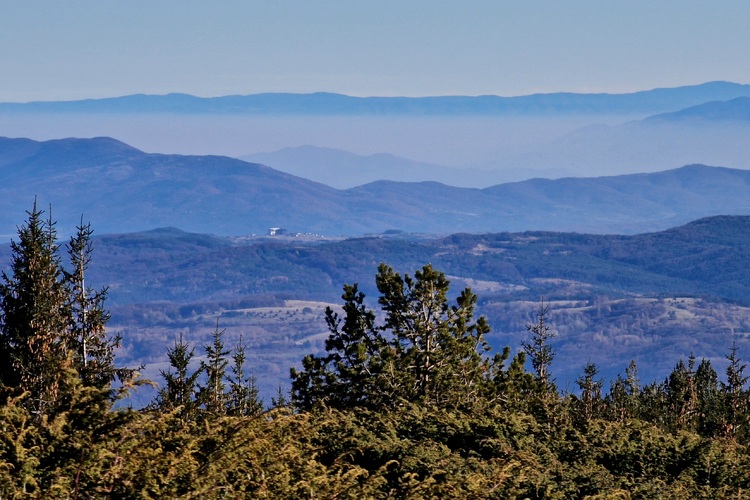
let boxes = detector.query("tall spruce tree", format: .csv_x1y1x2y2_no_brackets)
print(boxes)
721,343,750,439
521,302,561,429
0,203,71,419
197,321,230,417
153,333,202,422
226,335,264,417
65,218,132,391
522,302,556,389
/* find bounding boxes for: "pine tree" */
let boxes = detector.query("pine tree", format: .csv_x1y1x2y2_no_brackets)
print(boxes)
721,343,750,439
666,356,699,431
694,358,721,436
575,362,603,426
0,202,71,419
197,321,230,417
293,283,388,410
226,335,263,417
65,218,133,391
624,359,641,417
606,360,641,422
154,333,202,422
639,380,669,429
441,287,492,406
376,263,452,404
375,263,491,407
292,264,494,411
489,347,534,412
290,353,338,411
608,375,629,422
522,301,556,390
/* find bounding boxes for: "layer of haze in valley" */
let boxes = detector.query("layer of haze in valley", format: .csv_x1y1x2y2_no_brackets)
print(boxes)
0,112,624,164
4,110,750,188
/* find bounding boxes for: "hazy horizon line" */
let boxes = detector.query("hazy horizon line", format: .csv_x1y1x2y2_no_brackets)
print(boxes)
3,80,748,105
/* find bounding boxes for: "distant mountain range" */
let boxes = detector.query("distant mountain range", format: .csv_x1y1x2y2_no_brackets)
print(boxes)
240,146,564,188
476,95,750,177
2,81,750,116
646,96,750,122
236,94,750,185
4,82,750,187
2,136,750,238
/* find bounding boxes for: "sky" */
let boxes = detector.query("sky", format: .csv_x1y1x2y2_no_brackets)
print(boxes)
2,1,750,102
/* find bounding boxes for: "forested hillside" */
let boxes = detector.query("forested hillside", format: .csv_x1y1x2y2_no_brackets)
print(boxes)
1,207,750,497
39,214,749,399
4,136,750,236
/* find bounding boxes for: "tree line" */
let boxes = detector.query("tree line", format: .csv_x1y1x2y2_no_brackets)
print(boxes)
0,206,749,497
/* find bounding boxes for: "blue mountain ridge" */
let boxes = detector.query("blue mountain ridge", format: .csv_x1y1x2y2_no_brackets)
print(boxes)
1,136,750,239
2,81,750,116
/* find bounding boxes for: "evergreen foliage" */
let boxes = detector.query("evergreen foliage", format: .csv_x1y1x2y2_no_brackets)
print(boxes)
152,332,202,422
522,301,556,389
152,325,266,421
574,362,604,426
0,203,71,420
197,321,230,417
65,218,132,391
291,263,492,411
0,203,134,420
722,343,750,440
226,335,264,417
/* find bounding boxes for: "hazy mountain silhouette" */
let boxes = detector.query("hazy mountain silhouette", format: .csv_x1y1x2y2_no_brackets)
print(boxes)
240,146,561,188
645,96,750,123
2,137,750,238
486,97,750,176
3,81,750,116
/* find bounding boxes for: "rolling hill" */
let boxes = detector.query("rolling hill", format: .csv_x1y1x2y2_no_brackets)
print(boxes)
240,145,562,188
2,137,750,238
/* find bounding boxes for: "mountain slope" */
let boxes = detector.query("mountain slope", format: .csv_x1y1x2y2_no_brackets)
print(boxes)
3,215,747,402
68,215,750,306
2,137,750,237
0,136,345,236
23,215,748,400
240,146,554,188
487,107,750,177
645,96,750,122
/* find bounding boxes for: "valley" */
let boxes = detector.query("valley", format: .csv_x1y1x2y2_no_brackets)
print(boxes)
22,215,743,406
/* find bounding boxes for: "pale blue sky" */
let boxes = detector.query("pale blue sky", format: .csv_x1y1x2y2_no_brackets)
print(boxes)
1,1,749,101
